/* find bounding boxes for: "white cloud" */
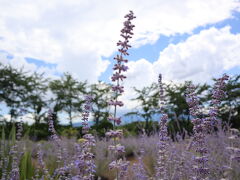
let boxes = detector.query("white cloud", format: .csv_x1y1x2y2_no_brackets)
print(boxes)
57,51,110,83
120,26,240,113
125,59,155,89
154,26,240,83
0,0,239,82
115,59,157,114
2,113,35,125
125,26,240,88
0,52,59,80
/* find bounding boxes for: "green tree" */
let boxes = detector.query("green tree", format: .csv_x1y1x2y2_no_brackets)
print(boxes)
90,81,111,126
49,73,86,126
0,63,30,120
165,81,208,136
125,83,159,135
23,72,48,124
214,75,240,129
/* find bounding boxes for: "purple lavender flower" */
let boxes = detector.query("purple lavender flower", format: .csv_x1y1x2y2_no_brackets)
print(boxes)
16,112,24,141
223,128,240,179
74,95,96,179
9,110,26,180
108,117,122,125
108,10,136,126
1,157,9,180
132,130,148,180
106,129,123,139
9,144,19,180
35,144,51,180
108,100,124,107
186,83,209,180
207,74,229,130
81,95,93,134
155,74,170,180
47,109,70,178
48,109,62,162
106,10,136,180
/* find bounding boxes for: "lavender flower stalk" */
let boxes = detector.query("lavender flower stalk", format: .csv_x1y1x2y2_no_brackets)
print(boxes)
9,144,19,180
81,95,93,133
48,110,63,163
1,157,9,180
34,144,51,180
155,74,169,180
106,10,136,180
74,95,96,180
132,130,148,180
0,129,4,177
186,83,209,180
9,110,24,180
207,74,229,130
48,110,70,179
223,128,240,179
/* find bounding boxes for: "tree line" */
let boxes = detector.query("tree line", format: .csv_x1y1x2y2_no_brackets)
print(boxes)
0,63,112,127
0,63,239,137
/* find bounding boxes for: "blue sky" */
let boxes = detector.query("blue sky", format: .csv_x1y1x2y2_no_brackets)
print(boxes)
0,0,240,124
100,11,240,83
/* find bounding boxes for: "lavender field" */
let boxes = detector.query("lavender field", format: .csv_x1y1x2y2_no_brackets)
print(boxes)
1,2,240,180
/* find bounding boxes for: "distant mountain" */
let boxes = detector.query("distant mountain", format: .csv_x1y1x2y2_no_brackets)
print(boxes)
72,115,160,127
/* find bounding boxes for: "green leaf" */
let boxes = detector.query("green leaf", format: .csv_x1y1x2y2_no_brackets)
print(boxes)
19,151,35,180
9,123,16,145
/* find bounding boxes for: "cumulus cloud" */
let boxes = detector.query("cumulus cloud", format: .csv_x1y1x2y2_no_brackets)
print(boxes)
154,26,240,83
118,59,155,112
0,0,239,82
120,26,240,113
125,26,240,88
0,51,59,80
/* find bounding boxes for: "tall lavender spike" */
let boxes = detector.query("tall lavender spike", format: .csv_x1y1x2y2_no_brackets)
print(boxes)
206,74,229,131
48,109,62,162
106,10,136,180
9,109,25,180
81,95,93,134
186,83,209,180
155,74,170,180
1,157,9,180
16,119,23,141
47,109,69,179
132,130,148,180
9,144,19,180
35,144,51,180
0,132,4,176
74,95,96,180
223,128,240,179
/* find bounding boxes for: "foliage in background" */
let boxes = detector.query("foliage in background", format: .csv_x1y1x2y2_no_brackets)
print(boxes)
49,73,87,127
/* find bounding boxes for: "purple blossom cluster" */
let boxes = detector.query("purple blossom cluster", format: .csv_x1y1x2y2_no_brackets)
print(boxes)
155,74,170,179
106,129,123,138
9,144,19,180
74,95,96,180
74,134,96,180
223,128,240,179
9,110,25,180
209,74,229,129
48,110,64,163
186,83,209,180
132,130,148,180
34,144,51,180
81,95,93,133
106,10,136,180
